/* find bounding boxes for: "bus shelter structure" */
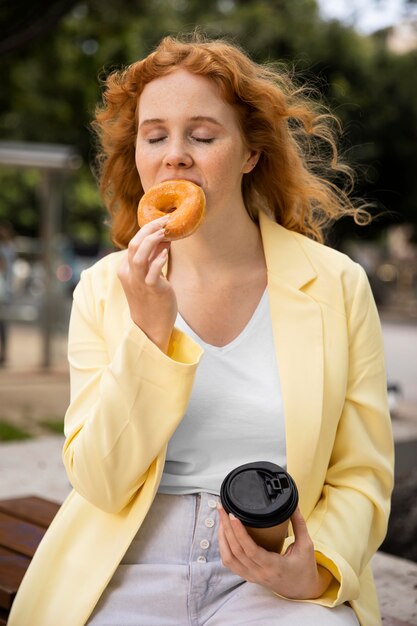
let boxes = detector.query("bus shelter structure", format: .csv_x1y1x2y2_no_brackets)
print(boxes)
0,141,82,368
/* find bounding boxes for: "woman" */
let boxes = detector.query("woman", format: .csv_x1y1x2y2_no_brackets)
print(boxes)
9,34,394,626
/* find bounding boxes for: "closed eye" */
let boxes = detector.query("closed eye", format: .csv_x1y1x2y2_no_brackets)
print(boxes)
147,135,214,144
148,136,166,144
192,137,214,144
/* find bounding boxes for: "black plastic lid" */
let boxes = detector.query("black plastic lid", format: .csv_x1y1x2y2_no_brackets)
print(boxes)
220,461,298,528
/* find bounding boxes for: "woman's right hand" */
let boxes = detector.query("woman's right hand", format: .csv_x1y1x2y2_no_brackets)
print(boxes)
117,216,177,353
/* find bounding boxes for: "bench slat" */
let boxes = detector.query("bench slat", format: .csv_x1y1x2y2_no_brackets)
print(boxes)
0,546,30,611
0,512,46,558
0,497,59,528
0,497,60,623
0,607,9,626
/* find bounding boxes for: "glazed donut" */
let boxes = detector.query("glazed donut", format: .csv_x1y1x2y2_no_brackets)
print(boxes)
137,179,206,241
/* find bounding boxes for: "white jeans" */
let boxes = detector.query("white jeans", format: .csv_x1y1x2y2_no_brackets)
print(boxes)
87,492,359,626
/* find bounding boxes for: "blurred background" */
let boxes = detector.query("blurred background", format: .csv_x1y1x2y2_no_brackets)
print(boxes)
0,0,416,565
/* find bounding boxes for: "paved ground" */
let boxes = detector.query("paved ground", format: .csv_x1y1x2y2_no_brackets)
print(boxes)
0,435,71,501
0,323,69,434
0,320,416,624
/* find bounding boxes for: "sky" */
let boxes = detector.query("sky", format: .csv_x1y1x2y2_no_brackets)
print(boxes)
317,0,412,33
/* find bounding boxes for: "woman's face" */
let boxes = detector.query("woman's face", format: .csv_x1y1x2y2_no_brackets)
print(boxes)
135,69,257,218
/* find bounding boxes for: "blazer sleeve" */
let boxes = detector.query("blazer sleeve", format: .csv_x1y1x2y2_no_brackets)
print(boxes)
62,263,203,514
285,265,394,606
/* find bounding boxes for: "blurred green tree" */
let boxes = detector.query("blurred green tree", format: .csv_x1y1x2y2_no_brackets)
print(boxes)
0,0,416,245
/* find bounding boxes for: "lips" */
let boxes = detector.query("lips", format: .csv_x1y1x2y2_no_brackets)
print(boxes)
160,177,202,188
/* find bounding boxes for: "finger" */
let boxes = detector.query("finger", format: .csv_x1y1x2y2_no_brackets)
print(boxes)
290,508,313,549
218,507,261,569
128,217,169,259
145,248,169,286
147,241,170,266
218,513,252,579
217,513,233,562
129,228,166,270
226,514,275,573
139,214,170,231
217,507,241,556
217,506,243,549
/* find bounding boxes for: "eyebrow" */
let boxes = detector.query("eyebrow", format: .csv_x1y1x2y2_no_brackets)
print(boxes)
139,116,223,129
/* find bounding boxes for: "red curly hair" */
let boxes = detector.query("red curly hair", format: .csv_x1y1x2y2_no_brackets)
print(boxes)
92,33,369,248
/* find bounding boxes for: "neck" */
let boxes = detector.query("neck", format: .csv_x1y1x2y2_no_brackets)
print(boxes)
168,206,265,282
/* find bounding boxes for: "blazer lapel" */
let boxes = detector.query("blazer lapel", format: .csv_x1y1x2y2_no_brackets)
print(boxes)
260,212,324,512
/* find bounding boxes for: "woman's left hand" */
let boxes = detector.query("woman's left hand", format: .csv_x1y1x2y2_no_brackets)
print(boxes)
217,505,333,600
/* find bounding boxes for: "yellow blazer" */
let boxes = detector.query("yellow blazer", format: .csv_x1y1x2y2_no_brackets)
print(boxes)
9,212,394,626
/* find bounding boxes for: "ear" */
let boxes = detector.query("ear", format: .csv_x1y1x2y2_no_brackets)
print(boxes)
242,149,261,174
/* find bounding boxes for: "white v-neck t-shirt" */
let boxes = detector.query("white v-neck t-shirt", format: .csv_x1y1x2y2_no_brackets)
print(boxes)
158,288,286,495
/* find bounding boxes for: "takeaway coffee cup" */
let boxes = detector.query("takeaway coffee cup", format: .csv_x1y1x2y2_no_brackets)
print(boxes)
220,461,298,553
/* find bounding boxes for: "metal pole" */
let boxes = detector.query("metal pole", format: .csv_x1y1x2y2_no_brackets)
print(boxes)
39,169,61,369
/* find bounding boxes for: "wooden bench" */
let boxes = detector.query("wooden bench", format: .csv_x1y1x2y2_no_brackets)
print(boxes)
0,496,60,625
0,496,415,626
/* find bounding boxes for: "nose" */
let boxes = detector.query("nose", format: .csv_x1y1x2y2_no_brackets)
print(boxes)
162,139,193,169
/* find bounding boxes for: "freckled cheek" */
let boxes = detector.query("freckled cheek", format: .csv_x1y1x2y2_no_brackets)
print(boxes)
205,148,235,180
207,149,245,188
135,148,159,184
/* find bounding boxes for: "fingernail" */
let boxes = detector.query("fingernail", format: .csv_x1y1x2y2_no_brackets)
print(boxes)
229,513,237,520
216,502,223,510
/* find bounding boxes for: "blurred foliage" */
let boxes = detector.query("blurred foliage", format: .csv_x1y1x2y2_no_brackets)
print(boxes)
0,420,32,441
1,0,417,245
39,419,65,434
